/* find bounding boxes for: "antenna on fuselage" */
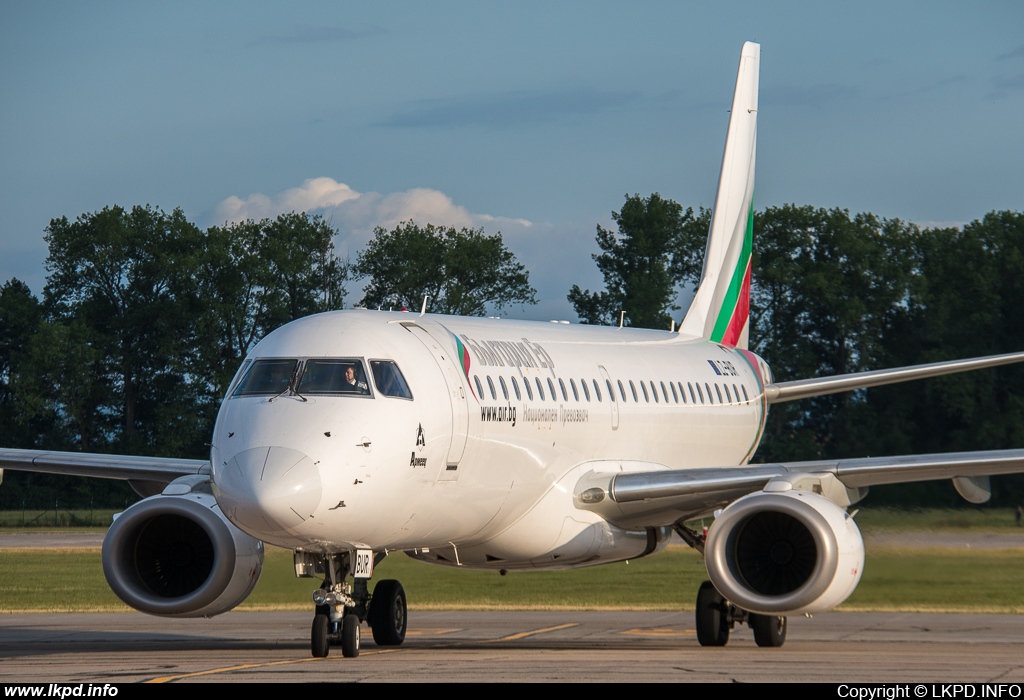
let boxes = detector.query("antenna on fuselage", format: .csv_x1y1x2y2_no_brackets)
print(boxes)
420,296,429,316
619,311,626,328
670,318,676,333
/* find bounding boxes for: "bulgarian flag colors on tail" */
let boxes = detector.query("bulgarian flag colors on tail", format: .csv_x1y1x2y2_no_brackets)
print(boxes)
679,42,759,350
709,202,753,347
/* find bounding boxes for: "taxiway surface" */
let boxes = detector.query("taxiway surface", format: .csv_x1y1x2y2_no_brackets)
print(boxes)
2,610,1022,683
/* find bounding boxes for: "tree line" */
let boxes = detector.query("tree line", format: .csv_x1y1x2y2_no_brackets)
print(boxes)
0,207,534,509
2,199,1023,509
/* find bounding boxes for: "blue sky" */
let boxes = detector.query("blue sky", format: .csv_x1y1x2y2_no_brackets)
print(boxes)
2,1,1022,321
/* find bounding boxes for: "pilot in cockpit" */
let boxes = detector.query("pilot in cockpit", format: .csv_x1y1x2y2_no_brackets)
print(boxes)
343,365,369,394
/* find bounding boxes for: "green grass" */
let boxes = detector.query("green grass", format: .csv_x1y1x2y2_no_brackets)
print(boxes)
3,544,1023,614
0,509,122,530
842,549,1024,612
851,507,1024,533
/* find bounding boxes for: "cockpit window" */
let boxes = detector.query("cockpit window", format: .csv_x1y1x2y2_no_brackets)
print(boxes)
370,361,413,399
301,359,370,395
233,359,298,396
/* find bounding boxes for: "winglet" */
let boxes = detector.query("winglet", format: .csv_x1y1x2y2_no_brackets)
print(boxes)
679,42,759,349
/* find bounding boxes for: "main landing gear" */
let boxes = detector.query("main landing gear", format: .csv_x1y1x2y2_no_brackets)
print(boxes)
694,580,787,648
303,551,408,658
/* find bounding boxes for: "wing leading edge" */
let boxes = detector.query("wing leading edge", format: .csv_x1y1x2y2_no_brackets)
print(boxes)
763,350,1024,404
0,448,209,498
575,449,1024,529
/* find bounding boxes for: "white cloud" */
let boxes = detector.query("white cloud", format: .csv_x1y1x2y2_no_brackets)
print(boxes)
209,177,606,320
212,177,532,256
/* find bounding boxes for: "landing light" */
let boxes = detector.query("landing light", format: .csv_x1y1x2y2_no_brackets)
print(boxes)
579,487,606,504
312,589,340,606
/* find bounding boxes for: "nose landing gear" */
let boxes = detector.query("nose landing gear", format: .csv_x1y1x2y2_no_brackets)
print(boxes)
301,550,407,658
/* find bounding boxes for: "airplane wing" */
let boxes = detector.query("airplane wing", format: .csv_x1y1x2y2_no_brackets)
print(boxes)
763,350,1024,403
576,449,1024,529
0,448,209,497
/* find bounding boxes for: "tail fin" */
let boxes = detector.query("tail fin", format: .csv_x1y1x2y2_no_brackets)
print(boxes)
679,42,759,349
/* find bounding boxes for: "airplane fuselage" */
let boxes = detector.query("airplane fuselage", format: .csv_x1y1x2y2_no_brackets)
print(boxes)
210,310,772,569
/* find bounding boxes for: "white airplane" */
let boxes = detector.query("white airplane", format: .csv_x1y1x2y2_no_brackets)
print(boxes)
3,41,1024,658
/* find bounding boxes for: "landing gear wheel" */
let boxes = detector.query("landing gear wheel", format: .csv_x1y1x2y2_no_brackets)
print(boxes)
311,613,330,658
368,579,407,646
695,581,730,647
341,613,360,658
750,613,787,647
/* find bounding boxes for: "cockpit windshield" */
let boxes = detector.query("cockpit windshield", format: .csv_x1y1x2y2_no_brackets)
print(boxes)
232,358,391,398
232,359,298,396
301,360,370,395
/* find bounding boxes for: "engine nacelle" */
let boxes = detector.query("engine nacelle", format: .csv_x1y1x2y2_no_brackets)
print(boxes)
704,489,864,615
102,492,264,617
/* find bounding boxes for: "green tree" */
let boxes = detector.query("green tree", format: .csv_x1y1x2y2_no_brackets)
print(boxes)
0,279,44,449
746,206,917,462
354,221,536,316
860,211,1024,506
43,205,206,455
569,194,707,329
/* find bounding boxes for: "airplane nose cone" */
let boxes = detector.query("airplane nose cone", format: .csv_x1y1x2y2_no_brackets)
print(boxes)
216,446,322,535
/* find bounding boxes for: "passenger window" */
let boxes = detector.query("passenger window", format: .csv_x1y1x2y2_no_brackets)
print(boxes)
660,381,669,403
650,381,659,403
630,380,638,402
499,376,509,400
593,379,601,402
678,382,687,404
618,380,627,402
547,378,557,402
233,359,298,396
733,383,741,404
570,379,579,401
670,382,679,403
474,376,484,399
742,385,749,402
487,376,497,400
581,380,591,402
558,378,568,401
369,361,413,399
641,382,649,402
696,383,704,404
715,384,723,404
512,376,522,400
535,377,545,401
524,377,534,400
723,384,731,403
705,383,714,404
606,379,614,402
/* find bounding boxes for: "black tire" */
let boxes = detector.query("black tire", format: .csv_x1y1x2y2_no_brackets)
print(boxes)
750,613,787,647
695,581,729,647
341,613,360,658
368,579,407,646
311,613,330,658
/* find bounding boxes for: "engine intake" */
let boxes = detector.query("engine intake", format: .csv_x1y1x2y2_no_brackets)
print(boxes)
704,489,864,615
102,493,264,617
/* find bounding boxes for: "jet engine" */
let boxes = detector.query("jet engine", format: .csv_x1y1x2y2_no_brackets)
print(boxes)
704,489,864,615
101,492,264,617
